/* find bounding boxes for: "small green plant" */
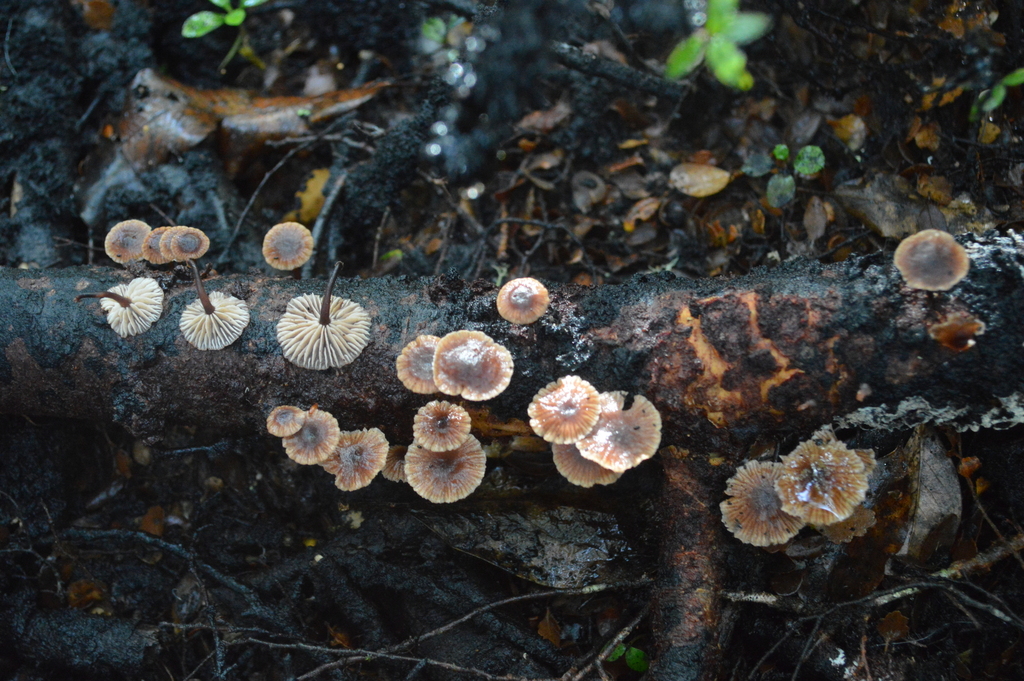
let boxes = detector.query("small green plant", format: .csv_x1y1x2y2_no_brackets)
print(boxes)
181,0,269,72
970,67,1024,121
607,643,650,673
665,0,771,90
742,144,825,208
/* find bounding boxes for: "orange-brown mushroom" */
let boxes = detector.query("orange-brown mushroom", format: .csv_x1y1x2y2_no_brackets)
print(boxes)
282,406,341,465
496,277,550,324
528,375,601,444
104,219,151,264
381,446,408,483
142,227,173,265
320,428,389,491
552,443,621,487
720,460,805,547
413,400,472,452
576,394,662,473
163,226,210,262
396,335,441,394
405,435,486,503
893,229,970,291
266,405,307,437
432,330,514,401
263,221,314,271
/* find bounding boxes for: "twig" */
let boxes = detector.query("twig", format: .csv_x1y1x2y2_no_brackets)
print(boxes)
564,602,651,681
550,42,689,100
208,189,231,236
4,19,16,77
372,206,391,270
303,170,347,278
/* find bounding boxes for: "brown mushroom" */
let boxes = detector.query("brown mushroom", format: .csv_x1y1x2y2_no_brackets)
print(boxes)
276,262,371,370
527,375,601,444
413,400,472,452
104,219,151,264
552,443,621,487
320,428,390,491
720,460,805,547
893,229,970,291
282,405,341,465
496,277,550,325
142,227,173,265
179,260,250,350
432,330,514,401
263,221,314,274
405,435,486,503
576,394,662,473
75,277,164,338
381,446,408,483
163,226,210,262
396,335,441,394
266,405,307,437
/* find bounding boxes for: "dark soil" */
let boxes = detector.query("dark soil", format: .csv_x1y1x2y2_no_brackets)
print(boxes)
2,1,1024,680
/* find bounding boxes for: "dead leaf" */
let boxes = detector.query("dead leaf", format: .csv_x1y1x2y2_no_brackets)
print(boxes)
828,114,867,151
606,154,645,174
897,426,961,565
517,101,572,135
669,163,731,197
140,505,166,537
571,171,607,214
282,167,330,224
538,609,562,647
911,120,942,151
916,175,953,205
877,610,910,644
618,138,649,149
67,579,107,609
802,196,829,242
978,121,1000,144
623,197,661,233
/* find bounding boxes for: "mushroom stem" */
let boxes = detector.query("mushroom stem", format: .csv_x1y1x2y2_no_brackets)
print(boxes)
74,291,133,308
291,267,302,280
188,259,216,315
318,261,343,326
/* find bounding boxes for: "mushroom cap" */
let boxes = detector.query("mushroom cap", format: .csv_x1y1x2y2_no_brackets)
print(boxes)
774,428,872,526
105,219,151,264
528,375,602,444
158,226,186,261
164,226,210,262
98,277,164,337
413,400,472,451
381,446,408,482
720,460,805,547
320,428,390,491
432,330,514,401
576,394,662,473
405,435,487,503
263,222,314,270
282,406,341,465
496,277,550,324
179,291,250,350
396,335,441,394
266,405,307,437
552,443,621,487
277,294,371,370
893,229,970,291
142,227,173,265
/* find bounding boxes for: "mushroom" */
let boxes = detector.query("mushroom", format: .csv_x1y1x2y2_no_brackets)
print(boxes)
576,393,662,473
774,427,874,526
162,226,210,262
104,219,151,264
552,443,621,487
396,335,441,394
893,229,970,291
263,221,314,276
405,435,487,503
720,460,805,547
142,227,173,265
413,400,472,452
320,428,389,491
179,260,250,350
381,446,408,483
432,330,514,401
276,262,371,370
496,277,550,325
282,405,341,465
75,277,164,338
266,405,307,437
527,375,601,444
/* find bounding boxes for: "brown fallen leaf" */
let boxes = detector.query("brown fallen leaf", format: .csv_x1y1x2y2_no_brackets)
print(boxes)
669,163,731,197
537,608,562,647
623,196,661,233
517,100,573,135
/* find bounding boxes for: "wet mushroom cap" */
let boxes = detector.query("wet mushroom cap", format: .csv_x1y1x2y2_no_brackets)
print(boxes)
179,291,250,350
142,227,173,264
552,443,621,488
496,277,550,325
528,375,601,444
80,277,164,338
576,394,662,473
774,428,872,526
164,226,210,262
381,446,408,483
396,335,441,394
432,330,514,401
266,405,307,437
320,428,390,491
720,460,805,547
893,229,970,291
282,406,341,465
413,400,472,452
405,435,486,503
104,219,151,264
277,294,371,370
263,221,315,270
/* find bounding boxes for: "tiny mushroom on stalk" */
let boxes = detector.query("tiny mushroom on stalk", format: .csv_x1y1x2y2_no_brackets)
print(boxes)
282,405,341,465
405,435,487,503
496,277,550,325
576,393,662,473
179,260,250,350
162,226,210,262
893,229,970,291
263,221,314,274
266,405,307,437
104,219,151,264
381,446,408,483
75,277,164,338
413,400,472,452
528,375,602,444
396,335,441,394
432,330,514,401
320,428,390,491
720,460,806,547
552,443,621,488
277,261,371,370
142,227,173,265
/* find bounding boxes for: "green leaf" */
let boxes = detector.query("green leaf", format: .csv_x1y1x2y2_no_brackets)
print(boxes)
720,12,771,45
607,644,626,662
624,647,650,673
208,0,232,9
242,0,271,6
772,144,789,162
793,145,826,175
705,36,748,88
1000,67,1024,87
182,11,225,38
665,32,707,80
742,153,774,177
223,8,246,26
421,16,447,44
706,0,740,35
767,173,796,207
981,84,1007,113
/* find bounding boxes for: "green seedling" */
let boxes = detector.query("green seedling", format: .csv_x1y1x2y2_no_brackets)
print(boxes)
970,67,1024,121
742,144,825,208
181,0,270,72
607,643,650,673
665,0,771,90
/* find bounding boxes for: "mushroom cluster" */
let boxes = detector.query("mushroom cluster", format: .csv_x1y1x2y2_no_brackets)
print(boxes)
396,331,514,401
104,220,212,266
720,427,877,547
